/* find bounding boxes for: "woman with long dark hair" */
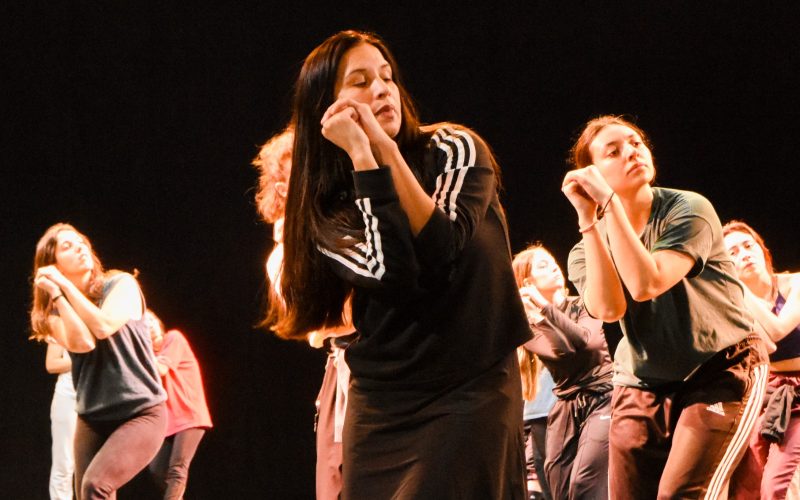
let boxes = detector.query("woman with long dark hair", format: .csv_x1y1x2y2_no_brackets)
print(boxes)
562,115,769,498
30,223,166,499
270,30,531,498
724,220,800,499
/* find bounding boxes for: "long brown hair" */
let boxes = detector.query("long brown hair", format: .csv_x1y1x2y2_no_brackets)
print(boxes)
512,243,548,401
29,223,105,342
270,30,427,340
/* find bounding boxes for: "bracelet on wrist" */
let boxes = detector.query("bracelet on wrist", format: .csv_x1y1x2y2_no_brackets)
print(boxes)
596,192,615,220
579,219,598,234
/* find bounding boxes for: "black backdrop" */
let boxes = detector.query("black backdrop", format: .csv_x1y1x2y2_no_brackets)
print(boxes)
3,2,799,498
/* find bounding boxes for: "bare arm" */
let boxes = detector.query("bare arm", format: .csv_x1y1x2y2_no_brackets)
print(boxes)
743,274,800,342
602,195,695,302
45,342,71,374
35,273,95,352
564,166,695,308
562,173,626,321
39,267,143,340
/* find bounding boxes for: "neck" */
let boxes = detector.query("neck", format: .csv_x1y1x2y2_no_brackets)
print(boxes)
619,185,654,234
744,271,774,301
66,270,93,295
543,288,566,307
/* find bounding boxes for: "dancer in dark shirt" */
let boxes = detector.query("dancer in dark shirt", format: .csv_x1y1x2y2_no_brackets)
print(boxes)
30,223,166,499
513,244,611,500
270,30,531,498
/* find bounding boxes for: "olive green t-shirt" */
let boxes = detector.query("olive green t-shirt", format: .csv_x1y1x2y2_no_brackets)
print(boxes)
568,187,754,388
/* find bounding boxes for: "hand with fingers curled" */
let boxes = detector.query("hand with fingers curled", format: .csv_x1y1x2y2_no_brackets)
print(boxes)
321,98,395,167
36,265,68,289
519,285,548,323
562,166,614,228
321,102,370,158
35,273,62,298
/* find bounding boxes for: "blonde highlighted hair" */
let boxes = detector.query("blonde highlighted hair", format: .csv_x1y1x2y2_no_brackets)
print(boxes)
253,125,294,224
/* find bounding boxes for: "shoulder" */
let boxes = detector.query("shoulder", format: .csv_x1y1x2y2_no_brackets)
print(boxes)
164,329,188,347
777,272,800,296
567,240,586,264
423,123,490,162
102,271,139,295
655,187,716,217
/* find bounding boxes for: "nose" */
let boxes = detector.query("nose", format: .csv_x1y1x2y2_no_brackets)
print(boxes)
371,78,389,98
623,142,638,160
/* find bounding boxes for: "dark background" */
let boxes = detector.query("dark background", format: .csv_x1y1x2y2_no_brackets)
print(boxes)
3,2,799,498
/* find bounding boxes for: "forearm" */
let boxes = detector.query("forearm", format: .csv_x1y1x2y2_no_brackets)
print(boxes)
581,228,626,321
59,281,124,339
51,301,96,352
744,288,797,342
377,141,435,235
538,304,593,350
45,348,72,374
601,197,666,301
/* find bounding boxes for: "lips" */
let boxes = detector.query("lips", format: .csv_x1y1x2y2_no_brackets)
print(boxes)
374,104,395,117
627,162,647,174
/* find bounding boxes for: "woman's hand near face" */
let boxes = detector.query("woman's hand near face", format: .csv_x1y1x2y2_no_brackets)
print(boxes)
567,165,614,205
344,99,397,163
520,285,549,309
520,292,545,324
36,265,69,289
562,171,598,225
321,99,378,171
35,274,61,297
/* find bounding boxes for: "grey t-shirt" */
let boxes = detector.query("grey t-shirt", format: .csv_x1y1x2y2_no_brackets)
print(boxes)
568,187,754,388
70,273,166,420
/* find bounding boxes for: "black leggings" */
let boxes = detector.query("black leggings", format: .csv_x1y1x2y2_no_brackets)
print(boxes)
148,427,206,499
74,403,167,500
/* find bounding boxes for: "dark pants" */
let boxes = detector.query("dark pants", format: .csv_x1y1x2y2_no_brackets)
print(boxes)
524,417,552,500
148,427,206,500
545,391,610,500
609,335,768,499
74,403,167,500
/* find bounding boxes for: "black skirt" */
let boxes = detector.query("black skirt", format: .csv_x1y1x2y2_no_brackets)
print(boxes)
341,352,527,500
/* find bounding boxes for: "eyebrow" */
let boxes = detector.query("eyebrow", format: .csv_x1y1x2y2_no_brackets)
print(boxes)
344,63,391,78
603,133,639,149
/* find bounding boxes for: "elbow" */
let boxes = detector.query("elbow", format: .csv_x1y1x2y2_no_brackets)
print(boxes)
92,324,119,340
629,284,661,303
590,305,625,323
597,311,624,323
66,340,95,353
45,364,59,375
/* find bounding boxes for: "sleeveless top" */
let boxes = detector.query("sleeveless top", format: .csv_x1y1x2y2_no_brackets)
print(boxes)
70,273,166,420
770,292,800,363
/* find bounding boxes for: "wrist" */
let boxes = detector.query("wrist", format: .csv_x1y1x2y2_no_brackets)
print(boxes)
349,145,379,171
371,139,399,165
578,218,598,234
596,191,616,220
